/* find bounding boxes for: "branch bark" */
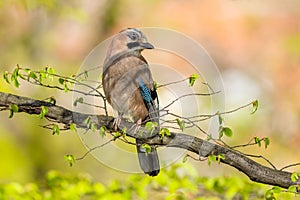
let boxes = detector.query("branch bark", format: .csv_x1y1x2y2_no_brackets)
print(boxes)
0,91,298,189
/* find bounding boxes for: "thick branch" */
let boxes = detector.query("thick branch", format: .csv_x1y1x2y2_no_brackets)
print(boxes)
0,91,298,189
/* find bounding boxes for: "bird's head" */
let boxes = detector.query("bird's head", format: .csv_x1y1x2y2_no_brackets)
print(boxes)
123,28,154,51
104,28,154,62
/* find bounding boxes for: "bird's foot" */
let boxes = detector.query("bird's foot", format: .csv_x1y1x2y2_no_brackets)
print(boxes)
131,118,142,135
112,116,122,130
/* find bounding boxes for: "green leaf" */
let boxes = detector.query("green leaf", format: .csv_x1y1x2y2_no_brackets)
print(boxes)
64,154,75,167
45,66,55,75
220,126,233,138
288,185,297,193
9,104,19,118
159,128,171,139
141,143,151,154
208,155,217,166
251,100,259,114
84,116,91,128
28,71,37,81
217,154,225,164
176,118,185,131
84,70,88,79
52,124,60,135
63,82,69,92
58,78,65,85
122,127,127,137
255,137,262,147
264,138,270,149
264,189,276,200
218,126,223,139
38,106,48,119
145,121,158,136
49,96,56,105
24,68,31,73
73,97,84,106
189,74,199,87
153,81,158,90
10,104,19,112
99,126,107,138
70,123,77,132
11,67,19,81
182,155,188,163
114,131,122,139
18,73,26,80
3,71,10,83
13,79,20,88
271,186,282,193
91,123,97,132
291,172,299,183
218,114,223,125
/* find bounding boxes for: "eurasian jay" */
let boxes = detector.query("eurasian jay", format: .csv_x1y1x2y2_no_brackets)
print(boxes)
102,28,160,176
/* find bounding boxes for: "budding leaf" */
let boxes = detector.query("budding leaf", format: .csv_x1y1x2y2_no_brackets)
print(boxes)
159,128,171,137
189,74,199,87
141,143,151,154
73,97,84,106
58,78,65,85
52,124,60,135
114,131,122,139
91,123,97,132
254,137,262,147
84,70,88,79
264,138,270,149
84,116,91,127
291,172,299,183
182,155,188,163
3,71,10,83
99,126,107,138
220,126,233,138
28,71,37,81
288,185,297,193
217,154,225,164
49,96,56,105
218,114,223,125
251,100,258,114
145,121,158,136
64,154,75,167
38,106,48,119
11,67,19,82
176,118,185,131
9,104,19,118
70,123,77,133
153,81,158,90
271,186,282,193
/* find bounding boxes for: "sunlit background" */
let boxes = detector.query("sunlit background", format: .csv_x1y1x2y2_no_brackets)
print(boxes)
0,0,300,185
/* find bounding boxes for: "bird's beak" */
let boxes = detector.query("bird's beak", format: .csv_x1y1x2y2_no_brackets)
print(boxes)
127,42,154,50
139,42,154,49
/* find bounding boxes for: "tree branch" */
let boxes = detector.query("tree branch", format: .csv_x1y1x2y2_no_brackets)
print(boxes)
0,91,298,189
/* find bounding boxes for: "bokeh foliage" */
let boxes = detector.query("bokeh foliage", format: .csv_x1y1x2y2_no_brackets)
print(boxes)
1,164,297,200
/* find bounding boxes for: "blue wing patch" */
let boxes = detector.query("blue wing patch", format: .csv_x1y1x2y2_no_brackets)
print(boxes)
138,78,152,103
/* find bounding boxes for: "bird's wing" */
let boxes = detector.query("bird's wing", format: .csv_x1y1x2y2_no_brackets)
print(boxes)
137,77,159,124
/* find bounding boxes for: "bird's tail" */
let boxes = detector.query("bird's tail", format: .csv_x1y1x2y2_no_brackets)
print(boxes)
136,139,160,176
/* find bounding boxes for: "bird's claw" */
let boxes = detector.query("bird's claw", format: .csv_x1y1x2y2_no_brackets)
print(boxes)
112,116,122,130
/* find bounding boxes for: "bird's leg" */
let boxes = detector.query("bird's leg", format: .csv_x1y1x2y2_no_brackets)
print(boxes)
131,118,142,135
112,114,122,130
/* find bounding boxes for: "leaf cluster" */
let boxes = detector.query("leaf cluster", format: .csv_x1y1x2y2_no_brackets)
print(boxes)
0,164,298,200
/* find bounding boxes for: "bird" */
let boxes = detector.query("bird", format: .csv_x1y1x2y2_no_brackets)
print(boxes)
102,28,160,176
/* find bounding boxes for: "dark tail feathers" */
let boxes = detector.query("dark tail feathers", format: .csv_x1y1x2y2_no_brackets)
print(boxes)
136,139,160,176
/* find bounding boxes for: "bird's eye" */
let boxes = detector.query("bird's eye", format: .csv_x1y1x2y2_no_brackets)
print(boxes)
128,32,138,41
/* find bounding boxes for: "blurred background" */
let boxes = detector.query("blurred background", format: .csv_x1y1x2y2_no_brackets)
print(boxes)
0,0,300,185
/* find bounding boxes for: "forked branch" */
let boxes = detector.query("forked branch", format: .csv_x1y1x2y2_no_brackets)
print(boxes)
0,91,299,190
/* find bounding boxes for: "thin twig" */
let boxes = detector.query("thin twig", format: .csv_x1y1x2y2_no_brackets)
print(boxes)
280,163,300,171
